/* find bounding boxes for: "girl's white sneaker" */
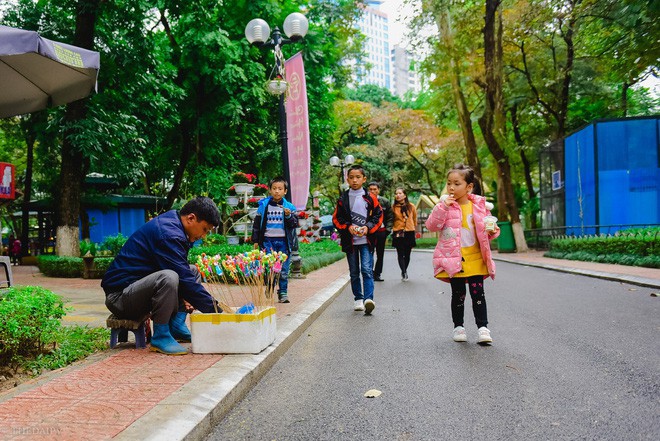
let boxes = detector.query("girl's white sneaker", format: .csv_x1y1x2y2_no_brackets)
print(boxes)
477,327,493,345
354,300,365,311
452,326,467,342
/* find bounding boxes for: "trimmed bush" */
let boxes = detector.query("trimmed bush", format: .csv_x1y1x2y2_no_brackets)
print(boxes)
546,227,660,268
0,286,67,368
37,255,83,278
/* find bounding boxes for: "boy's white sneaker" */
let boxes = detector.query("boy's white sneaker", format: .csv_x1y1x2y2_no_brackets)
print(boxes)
477,327,493,345
452,326,467,342
364,299,375,315
354,300,365,311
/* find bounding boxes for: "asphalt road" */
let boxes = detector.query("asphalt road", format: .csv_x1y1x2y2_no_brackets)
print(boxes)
206,251,660,441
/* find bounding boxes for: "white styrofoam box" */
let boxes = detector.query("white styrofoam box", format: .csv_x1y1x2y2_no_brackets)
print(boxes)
190,307,277,354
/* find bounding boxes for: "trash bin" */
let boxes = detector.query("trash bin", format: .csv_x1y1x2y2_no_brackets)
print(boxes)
496,221,515,253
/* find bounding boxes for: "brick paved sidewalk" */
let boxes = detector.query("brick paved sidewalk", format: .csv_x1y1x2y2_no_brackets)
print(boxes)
0,260,350,441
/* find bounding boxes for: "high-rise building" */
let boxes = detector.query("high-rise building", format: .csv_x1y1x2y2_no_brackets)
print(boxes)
352,1,420,98
354,1,391,90
391,44,421,98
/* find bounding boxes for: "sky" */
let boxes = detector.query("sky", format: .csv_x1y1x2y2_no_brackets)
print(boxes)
378,0,417,46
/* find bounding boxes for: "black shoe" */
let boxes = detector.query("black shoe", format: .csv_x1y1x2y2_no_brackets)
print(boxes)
402,271,408,281
374,275,384,282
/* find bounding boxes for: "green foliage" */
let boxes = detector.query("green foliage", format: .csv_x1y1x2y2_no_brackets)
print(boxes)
23,326,109,374
99,233,128,256
92,257,114,275
344,84,402,107
0,286,67,369
546,228,660,268
37,255,83,278
203,233,227,246
80,239,97,257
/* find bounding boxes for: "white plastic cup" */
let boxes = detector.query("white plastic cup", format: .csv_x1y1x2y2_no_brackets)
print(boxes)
484,215,498,232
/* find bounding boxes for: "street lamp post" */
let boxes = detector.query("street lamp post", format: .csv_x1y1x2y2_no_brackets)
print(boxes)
245,13,309,279
244,13,309,202
329,154,355,196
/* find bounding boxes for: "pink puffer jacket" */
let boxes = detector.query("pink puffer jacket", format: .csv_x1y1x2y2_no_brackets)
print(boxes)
425,194,500,280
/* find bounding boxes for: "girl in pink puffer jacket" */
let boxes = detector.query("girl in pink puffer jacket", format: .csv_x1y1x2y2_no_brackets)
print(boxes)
425,164,500,345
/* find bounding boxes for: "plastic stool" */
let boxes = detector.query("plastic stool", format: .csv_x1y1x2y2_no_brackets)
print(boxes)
107,314,151,349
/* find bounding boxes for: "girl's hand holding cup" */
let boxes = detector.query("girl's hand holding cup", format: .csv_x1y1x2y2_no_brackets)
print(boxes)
483,215,498,234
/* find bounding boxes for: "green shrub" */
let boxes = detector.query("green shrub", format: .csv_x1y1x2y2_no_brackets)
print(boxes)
23,326,110,374
203,233,227,246
37,255,83,278
0,286,68,368
92,257,114,275
99,233,128,256
546,227,660,268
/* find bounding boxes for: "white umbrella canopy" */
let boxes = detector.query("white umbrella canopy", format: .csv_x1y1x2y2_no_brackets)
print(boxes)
0,25,100,118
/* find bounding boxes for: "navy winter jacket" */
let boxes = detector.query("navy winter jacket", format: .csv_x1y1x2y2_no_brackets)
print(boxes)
101,210,216,313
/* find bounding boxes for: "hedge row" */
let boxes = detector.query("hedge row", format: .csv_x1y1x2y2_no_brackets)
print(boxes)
37,256,114,278
546,227,660,268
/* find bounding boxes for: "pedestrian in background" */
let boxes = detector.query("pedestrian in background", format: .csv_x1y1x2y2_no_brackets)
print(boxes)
425,164,500,345
251,176,299,304
10,236,21,265
391,187,417,281
368,181,393,282
333,165,383,315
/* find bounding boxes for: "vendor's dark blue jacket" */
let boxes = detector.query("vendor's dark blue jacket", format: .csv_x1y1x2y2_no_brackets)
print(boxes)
101,210,215,313
251,196,299,253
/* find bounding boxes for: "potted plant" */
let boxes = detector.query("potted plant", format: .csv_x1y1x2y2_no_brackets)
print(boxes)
252,183,269,197
232,172,257,195
230,210,247,222
226,186,239,206
80,239,98,279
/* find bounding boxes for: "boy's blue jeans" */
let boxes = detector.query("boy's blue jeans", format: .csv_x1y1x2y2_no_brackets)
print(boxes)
346,244,374,301
262,237,290,295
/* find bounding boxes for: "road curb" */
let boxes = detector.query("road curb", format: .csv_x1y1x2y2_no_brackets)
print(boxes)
493,256,660,289
114,275,350,441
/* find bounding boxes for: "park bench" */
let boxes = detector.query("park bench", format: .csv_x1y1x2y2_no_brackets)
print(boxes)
0,256,13,288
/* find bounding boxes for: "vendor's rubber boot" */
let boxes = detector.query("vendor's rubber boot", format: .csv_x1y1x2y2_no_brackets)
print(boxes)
150,323,188,355
169,311,191,342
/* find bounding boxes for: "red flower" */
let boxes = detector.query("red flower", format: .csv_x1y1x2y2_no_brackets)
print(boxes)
298,211,309,219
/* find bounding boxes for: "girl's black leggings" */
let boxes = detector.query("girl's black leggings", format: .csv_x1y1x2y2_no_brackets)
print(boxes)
450,275,488,328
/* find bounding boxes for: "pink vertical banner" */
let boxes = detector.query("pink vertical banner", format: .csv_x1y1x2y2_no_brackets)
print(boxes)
284,52,310,211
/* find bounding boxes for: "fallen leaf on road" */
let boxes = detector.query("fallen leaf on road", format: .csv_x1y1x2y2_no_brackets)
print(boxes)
364,389,382,398
651,292,658,297
628,288,637,291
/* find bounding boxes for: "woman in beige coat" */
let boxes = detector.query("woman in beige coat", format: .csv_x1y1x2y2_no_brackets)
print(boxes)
391,187,417,281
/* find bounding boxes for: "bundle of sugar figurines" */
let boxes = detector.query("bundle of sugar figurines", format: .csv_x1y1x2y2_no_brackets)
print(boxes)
195,250,288,313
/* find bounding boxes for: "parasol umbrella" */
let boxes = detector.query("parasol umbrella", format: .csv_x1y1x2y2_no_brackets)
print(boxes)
0,25,100,118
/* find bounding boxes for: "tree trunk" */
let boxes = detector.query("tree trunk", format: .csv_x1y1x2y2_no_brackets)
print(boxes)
621,82,629,117
56,0,100,256
164,120,194,210
555,0,578,139
478,0,527,252
510,104,537,229
435,7,481,178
